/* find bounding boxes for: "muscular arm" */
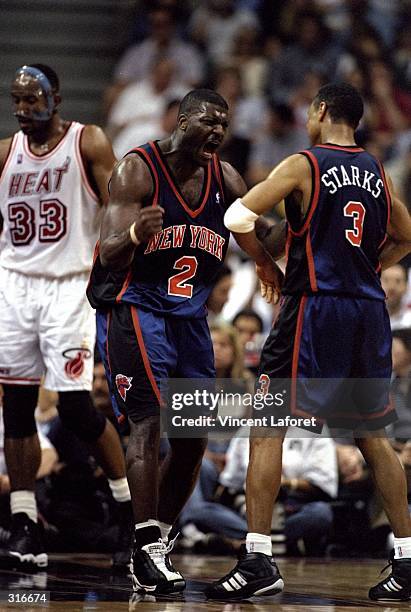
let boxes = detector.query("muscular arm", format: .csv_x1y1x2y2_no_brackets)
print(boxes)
221,161,273,264
99,155,163,270
380,174,411,270
80,125,116,206
255,218,287,261
214,161,288,260
225,154,308,265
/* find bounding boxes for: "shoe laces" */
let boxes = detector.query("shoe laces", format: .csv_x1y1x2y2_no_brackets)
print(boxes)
380,559,392,575
380,550,395,575
145,539,168,569
164,532,179,554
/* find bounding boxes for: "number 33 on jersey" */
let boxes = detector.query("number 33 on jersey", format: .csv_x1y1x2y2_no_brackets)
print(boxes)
0,122,100,277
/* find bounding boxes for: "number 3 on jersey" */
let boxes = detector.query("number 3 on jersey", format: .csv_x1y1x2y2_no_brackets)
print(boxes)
168,256,198,298
344,201,365,247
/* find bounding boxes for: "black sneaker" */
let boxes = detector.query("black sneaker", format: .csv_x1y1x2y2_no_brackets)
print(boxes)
205,546,284,600
130,538,185,594
369,552,411,601
112,501,133,571
6,513,48,569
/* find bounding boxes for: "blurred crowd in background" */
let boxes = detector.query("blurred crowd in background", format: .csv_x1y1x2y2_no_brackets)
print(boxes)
1,0,411,559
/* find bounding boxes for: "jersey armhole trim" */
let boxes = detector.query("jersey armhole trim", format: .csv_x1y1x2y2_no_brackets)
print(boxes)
0,135,18,184
212,154,226,203
289,151,320,237
76,125,100,204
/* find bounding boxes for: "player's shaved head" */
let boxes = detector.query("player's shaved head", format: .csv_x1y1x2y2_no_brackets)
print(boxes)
178,89,228,118
313,82,364,129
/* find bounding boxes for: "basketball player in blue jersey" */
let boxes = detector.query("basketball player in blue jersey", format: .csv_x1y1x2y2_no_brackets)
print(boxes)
207,83,411,602
87,89,270,594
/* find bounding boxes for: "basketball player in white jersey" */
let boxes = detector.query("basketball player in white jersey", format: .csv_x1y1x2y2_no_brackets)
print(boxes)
0,65,132,569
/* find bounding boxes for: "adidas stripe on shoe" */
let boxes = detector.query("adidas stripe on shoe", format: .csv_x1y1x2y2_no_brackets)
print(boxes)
206,548,284,600
369,555,411,601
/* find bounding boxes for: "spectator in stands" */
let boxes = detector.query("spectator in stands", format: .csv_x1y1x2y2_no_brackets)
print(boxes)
210,322,254,384
228,25,268,96
35,388,58,437
106,57,188,158
212,64,270,176
336,22,385,82
232,309,263,348
186,431,338,555
390,328,411,441
366,60,411,158
247,101,308,185
381,264,411,329
189,0,258,68
178,324,254,551
393,23,411,92
206,265,233,325
266,9,340,102
104,4,203,116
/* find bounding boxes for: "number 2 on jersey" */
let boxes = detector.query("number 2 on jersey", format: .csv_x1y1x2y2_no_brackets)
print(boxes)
168,256,198,298
344,201,365,247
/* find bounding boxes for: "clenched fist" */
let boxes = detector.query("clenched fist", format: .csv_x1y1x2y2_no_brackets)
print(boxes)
134,206,164,243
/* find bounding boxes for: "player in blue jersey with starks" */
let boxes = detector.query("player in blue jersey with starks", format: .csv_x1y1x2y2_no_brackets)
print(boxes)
87,89,280,594
207,83,411,602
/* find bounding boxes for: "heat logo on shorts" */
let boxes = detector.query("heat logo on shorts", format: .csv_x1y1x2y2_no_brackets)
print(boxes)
62,348,92,379
115,374,133,401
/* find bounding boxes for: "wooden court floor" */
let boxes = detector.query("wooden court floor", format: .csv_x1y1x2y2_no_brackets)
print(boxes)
0,553,409,610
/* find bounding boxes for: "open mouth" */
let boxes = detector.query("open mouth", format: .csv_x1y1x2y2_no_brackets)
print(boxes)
201,141,221,158
17,117,33,128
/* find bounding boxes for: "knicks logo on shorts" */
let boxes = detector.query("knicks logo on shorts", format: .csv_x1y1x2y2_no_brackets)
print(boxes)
115,374,133,401
63,348,92,379
257,373,271,396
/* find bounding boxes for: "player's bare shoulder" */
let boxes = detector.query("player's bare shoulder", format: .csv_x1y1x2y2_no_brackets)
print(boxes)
220,160,247,201
79,124,113,162
0,137,15,176
110,152,153,203
271,152,311,178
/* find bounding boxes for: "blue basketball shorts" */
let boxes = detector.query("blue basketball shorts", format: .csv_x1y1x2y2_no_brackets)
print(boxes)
257,294,396,431
96,303,215,423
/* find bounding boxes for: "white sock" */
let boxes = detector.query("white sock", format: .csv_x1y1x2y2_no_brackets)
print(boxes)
10,490,37,523
394,536,411,559
158,521,172,541
108,477,131,503
135,519,160,532
246,532,272,556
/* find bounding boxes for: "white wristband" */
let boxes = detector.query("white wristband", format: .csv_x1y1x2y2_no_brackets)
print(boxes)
129,222,140,246
224,198,259,233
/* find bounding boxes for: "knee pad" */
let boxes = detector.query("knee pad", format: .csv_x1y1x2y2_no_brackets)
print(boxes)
2,384,38,438
57,390,106,443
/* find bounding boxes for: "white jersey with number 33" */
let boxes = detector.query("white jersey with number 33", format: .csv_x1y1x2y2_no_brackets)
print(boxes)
0,121,100,277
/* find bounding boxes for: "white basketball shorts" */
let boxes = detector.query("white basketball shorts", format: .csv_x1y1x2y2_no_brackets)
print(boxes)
0,267,95,391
